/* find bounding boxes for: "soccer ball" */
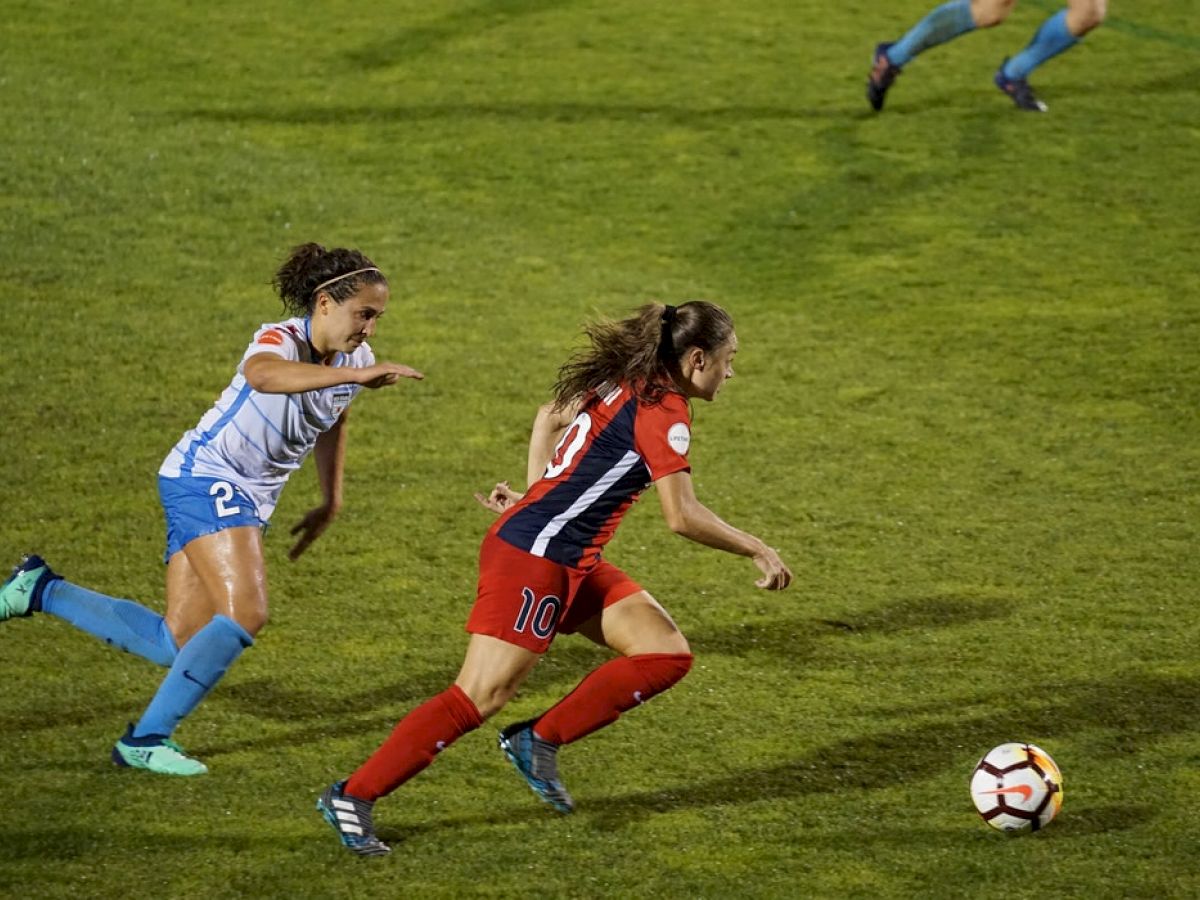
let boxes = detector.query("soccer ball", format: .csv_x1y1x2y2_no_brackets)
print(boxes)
970,742,1063,832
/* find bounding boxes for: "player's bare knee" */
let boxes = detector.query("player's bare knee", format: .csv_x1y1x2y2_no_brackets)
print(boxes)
970,0,1014,28
458,679,518,719
626,629,690,657
1067,0,1105,33
232,601,269,636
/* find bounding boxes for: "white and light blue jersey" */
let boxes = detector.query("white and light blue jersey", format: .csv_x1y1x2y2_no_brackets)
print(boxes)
158,317,374,521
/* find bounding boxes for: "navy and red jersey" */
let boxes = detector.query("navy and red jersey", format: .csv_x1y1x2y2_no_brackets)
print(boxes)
495,383,693,569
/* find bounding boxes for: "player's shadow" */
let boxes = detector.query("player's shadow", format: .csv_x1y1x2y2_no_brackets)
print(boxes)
182,101,835,128
348,0,582,68
0,827,301,863
0,699,136,737
582,670,1197,829
688,594,1014,661
1092,65,1200,97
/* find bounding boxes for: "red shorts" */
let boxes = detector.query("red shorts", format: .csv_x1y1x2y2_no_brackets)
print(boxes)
466,531,643,653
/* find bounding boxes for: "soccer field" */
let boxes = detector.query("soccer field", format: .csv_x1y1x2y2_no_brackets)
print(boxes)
2,1,1198,896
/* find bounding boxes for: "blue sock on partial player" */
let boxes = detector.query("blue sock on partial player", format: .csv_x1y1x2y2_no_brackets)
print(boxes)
133,614,253,738
1003,9,1078,80
41,580,178,667
887,0,976,67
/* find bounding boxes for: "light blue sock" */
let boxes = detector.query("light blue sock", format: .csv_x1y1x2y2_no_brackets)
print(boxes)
1004,9,1078,80
133,614,253,738
888,0,976,67
41,580,177,667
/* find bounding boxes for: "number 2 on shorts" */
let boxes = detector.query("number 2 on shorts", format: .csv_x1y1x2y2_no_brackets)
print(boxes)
209,480,243,518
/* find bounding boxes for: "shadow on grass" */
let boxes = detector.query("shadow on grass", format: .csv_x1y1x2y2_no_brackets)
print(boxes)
180,101,848,127
581,671,1195,830
0,827,302,862
347,0,581,68
0,699,137,736
692,594,1013,659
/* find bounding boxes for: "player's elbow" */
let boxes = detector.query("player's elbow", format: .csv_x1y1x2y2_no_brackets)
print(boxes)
663,504,697,537
243,361,272,392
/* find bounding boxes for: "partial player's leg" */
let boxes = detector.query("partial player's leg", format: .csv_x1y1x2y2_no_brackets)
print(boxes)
995,0,1106,110
319,634,532,855
113,527,262,776
532,590,693,746
500,568,694,813
0,555,177,666
867,0,1013,111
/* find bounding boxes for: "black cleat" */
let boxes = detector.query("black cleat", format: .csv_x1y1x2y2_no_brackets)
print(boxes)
994,60,1048,112
317,781,391,857
866,42,902,112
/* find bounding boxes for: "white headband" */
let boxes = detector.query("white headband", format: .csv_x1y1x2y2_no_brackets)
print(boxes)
311,267,382,297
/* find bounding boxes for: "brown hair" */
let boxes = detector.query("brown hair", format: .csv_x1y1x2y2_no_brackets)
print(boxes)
272,243,388,316
552,300,734,407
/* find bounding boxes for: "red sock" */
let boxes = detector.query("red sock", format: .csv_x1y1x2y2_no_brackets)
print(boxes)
533,653,693,745
345,684,482,801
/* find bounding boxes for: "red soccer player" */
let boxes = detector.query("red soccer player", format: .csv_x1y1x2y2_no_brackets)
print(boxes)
317,300,792,855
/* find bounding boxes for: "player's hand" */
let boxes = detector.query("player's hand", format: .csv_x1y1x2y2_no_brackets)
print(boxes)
358,362,424,389
752,546,792,591
288,504,338,560
473,481,524,515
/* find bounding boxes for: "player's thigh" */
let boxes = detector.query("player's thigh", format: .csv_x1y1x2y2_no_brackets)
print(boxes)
597,591,690,657
454,633,542,719
175,526,270,636
971,0,1016,27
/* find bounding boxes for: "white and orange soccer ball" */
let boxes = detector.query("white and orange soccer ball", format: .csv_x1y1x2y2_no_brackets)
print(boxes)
970,742,1063,832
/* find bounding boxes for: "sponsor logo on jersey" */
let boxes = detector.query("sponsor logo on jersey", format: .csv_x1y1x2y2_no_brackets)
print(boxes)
667,422,691,455
257,329,285,346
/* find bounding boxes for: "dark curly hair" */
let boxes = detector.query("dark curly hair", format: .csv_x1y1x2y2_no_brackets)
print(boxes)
272,243,388,316
552,300,734,407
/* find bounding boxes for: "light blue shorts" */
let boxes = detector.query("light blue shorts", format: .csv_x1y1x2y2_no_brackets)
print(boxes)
158,475,264,562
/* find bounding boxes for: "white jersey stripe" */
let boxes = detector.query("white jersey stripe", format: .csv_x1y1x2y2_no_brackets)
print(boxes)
179,384,254,475
530,450,641,557
246,395,289,441
228,418,278,465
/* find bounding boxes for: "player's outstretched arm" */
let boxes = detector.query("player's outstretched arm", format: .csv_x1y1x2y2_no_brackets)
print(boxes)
243,353,423,394
655,470,792,590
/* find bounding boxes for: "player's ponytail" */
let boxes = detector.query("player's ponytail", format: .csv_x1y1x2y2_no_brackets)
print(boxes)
553,300,734,407
272,243,388,316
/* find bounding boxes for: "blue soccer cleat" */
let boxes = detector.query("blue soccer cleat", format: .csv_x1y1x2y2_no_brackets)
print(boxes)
317,781,391,856
0,555,61,621
498,720,575,814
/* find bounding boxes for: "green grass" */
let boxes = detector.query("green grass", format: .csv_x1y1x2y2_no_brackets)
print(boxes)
2,1,1198,897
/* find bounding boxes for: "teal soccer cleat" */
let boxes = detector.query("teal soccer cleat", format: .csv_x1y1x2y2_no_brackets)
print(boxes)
498,720,575,814
317,781,391,856
112,725,208,776
0,555,60,621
